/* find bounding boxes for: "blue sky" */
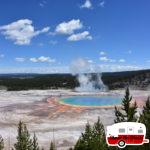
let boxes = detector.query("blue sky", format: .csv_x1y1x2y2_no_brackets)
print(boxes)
0,0,150,73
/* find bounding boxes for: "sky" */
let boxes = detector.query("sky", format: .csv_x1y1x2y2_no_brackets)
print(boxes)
0,0,150,73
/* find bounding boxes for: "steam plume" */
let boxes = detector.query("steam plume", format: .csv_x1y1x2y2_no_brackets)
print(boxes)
70,58,108,92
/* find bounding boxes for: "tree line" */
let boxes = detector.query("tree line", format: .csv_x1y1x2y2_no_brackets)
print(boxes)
0,69,150,91
0,88,150,150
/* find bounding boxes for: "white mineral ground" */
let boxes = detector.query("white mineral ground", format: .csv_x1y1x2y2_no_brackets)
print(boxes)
0,89,149,150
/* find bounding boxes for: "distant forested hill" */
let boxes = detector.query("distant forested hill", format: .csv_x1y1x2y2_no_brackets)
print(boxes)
102,69,150,89
0,69,150,91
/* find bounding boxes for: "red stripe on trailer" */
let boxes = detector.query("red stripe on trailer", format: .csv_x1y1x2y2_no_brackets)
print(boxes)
107,135,144,145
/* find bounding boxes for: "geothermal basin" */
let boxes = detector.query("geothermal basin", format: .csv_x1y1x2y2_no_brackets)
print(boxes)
0,89,148,150
60,96,122,107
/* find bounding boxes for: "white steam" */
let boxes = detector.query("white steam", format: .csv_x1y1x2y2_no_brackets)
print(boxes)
70,58,108,92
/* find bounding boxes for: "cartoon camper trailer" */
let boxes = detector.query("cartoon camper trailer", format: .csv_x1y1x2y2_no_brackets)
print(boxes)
106,122,149,148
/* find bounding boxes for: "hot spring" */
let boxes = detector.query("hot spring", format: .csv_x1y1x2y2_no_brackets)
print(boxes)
67,59,122,107
60,96,122,107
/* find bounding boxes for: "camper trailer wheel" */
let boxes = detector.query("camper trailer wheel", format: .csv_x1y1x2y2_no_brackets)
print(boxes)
118,140,126,148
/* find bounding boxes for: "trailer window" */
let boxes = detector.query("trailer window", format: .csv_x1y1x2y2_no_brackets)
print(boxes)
119,128,125,133
138,129,143,133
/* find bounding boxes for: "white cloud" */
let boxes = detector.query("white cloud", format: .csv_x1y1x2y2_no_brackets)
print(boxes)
0,64,144,74
67,31,92,41
71,58,143,74
100,51,106,55
30,58,38,63
15,57,26,62
100,57,107,62
99,1,105,7
0,19,50,45
100,56,126,63
39,3,44,7
0,61,144,74
81,0,92,9
128,50,132,54
87,59,93,63
97,64,142,72
0,66,69,74
39,0,47,7
55,19,83,35
70,58,91,74
100,56,116,62
0,54,4,58
38,56,55,63
30,56,56,63
40,27,50,32
119,59,126,63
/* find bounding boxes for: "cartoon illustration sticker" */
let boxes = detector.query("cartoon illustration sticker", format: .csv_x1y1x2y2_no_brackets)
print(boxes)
106,122,149,148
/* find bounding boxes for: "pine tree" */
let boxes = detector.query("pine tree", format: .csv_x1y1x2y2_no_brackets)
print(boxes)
0,135,4,150
74,118,108,150
113,88,140,150
114,87,137,123
14,121,33,150
92,117,107,150
50,141,56,150
114,106,124,123
74,122,93,150
139,97,150,150
82,122,93,149
32,133,39,150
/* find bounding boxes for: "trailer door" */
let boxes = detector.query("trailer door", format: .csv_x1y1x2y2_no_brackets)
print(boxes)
128,127,134,134
127,127,134,144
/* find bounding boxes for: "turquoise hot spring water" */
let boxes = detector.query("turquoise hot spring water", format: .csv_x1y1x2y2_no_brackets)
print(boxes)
60,96,122,107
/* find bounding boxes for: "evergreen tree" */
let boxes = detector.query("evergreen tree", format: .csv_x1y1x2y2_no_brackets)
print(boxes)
50,141,56,150
139,97,150,150
92,117,107,150
114,87,137,123
0,135,4,150
32,133,39,150
14,121,33,150
74,122,93,150
74,118,107,150
113,88,140,150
